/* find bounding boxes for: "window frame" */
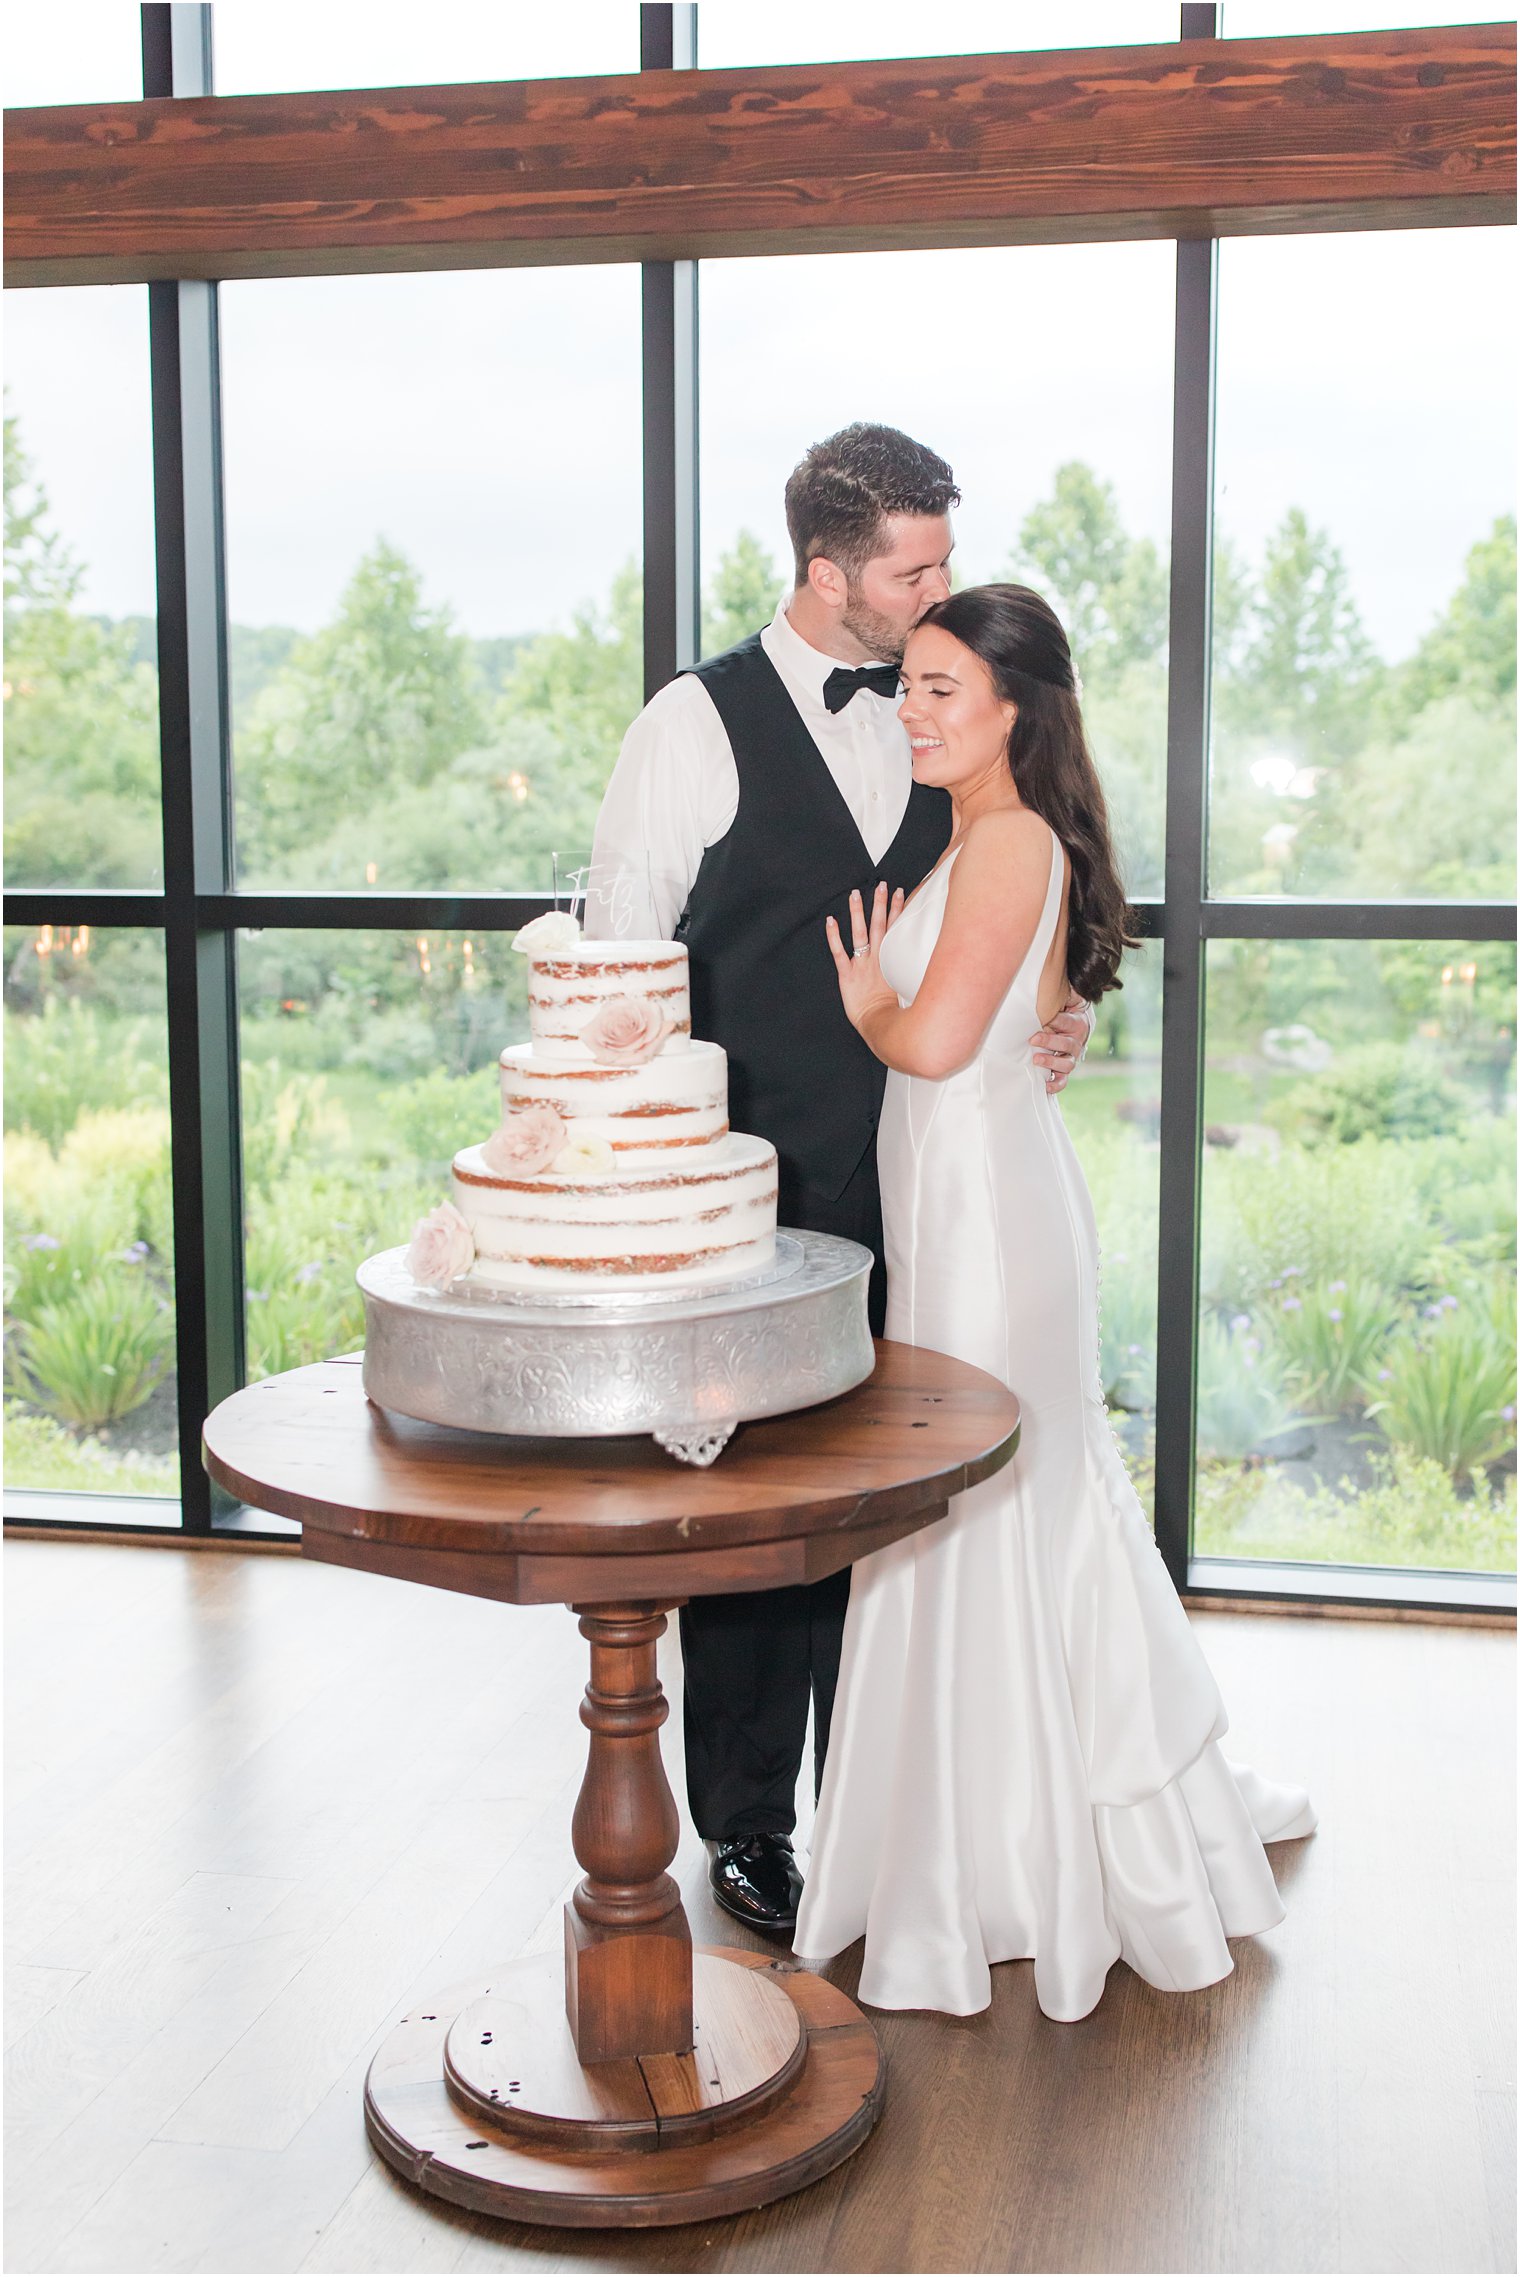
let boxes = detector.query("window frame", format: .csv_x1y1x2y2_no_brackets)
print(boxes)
4,0,1514,1613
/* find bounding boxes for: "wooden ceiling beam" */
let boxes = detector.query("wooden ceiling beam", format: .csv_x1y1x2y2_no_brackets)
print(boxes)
4,26,1513,288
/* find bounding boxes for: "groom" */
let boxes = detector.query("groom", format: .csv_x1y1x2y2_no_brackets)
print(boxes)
584,423,1090,1932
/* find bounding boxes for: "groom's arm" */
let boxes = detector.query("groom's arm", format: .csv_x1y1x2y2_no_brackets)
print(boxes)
582,677,735,941
1031,995,1095,1094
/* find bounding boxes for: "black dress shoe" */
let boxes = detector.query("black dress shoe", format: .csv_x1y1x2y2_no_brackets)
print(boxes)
709,1834,804,1934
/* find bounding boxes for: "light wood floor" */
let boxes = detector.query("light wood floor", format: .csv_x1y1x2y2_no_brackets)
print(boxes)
4,1539,1513,2275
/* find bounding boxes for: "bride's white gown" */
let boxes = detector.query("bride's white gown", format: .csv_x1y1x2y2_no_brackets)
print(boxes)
794,821,1315,2023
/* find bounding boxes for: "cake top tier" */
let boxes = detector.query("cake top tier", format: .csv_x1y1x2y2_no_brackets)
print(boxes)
513,912,690,1063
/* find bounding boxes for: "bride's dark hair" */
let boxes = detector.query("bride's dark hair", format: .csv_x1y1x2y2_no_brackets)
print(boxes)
916,583,1139,1002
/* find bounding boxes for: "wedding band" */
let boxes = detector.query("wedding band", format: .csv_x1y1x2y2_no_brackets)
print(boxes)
853,947,868,960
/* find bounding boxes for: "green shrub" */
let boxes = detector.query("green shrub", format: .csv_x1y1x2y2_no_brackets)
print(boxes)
3,1000,167,1145
5,1109,175,1339
1279,1041,1470,1146
10,1273,174,1428
5,1192,138,1321
1196,1316,1305,1463
1203,1137,1430,1315
246,1279,366,1382
242,1162,437,1381
383,1065,500,1172
2,1403,179,1496
1196,1445,1515,1573
1258,1276,1396,1412
244,1210,365,1381
238,1062,351,1201
1099,1248,1157,1412
1366,1285,1517,1483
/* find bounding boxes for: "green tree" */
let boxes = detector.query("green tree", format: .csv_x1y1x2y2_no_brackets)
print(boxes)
1325,697,1517,903
5,409,78,611
1210,534,1253,676
236,541,487,879
702,529,783,655
1222,506,1379,756
1006,462,1167,690
503,556,643,763
4,411,163,886
1395,514,1517,721
1002,463,1170,896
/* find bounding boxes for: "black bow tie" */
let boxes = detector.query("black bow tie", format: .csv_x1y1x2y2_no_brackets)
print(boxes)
822,663,901,714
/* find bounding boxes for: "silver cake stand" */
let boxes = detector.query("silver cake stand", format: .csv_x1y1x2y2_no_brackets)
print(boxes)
357,1229,873,1466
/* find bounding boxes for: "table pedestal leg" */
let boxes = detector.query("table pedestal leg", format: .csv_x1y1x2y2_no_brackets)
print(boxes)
363,1595,885,2227
563,1603,692,2063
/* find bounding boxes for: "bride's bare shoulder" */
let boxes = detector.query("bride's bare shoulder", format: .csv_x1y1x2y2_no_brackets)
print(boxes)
956,807,1055,876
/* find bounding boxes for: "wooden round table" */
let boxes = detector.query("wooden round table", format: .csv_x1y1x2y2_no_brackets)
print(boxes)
202,1343,1020,2229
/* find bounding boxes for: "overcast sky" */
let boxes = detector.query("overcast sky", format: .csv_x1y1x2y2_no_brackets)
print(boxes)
5,1,1514,663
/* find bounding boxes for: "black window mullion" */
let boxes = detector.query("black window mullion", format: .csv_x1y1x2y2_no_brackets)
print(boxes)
640,4,700,700
144,2,244,1535
1152,3,1221,1591
1200,902,1517,941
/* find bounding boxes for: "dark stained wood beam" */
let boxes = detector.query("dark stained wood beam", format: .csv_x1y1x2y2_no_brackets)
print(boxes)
5,26,1514,288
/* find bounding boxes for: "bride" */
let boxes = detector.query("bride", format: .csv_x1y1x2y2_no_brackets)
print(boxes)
796,583,1315,2024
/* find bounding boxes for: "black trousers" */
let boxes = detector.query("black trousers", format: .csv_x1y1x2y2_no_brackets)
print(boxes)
679,1142,886,1841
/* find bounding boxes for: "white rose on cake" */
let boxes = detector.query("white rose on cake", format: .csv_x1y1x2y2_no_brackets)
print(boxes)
582,994,668,1066
406,1200,475,1288
553,1131,616,1177
512,911,582,957
482,1104,566,1177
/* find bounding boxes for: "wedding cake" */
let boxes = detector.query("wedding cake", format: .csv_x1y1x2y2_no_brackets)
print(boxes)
404,913,778,1296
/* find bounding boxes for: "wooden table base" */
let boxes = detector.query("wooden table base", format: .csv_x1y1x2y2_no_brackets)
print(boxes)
202,1351,1020,2229
365,1947,883,2228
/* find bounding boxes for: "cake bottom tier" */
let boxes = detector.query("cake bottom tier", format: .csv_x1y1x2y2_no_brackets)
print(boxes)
451,1130,779,1292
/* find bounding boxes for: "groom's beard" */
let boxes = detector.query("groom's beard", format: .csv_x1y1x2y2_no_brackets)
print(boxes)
840,590,911,667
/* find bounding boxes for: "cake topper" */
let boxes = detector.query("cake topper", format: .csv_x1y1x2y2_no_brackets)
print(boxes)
569,861,638,941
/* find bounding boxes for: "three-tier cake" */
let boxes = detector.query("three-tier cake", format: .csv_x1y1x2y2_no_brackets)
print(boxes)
404,913,778,1296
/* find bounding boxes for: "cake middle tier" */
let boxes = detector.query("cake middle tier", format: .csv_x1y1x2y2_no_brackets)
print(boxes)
499,1038,728,1164
452,1130,778,1290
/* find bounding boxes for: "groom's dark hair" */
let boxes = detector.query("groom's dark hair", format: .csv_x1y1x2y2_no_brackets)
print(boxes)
785,423,959,587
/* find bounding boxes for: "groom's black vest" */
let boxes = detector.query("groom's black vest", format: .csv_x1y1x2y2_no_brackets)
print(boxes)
676,634,952,1204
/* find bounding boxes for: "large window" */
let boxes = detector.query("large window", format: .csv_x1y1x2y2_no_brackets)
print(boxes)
701,237,1176,1501
1223,4,1510,32
700,242,1176,896
4,289,161,889
1196,219,1516,1591
5,2,142,106
220,268,643,894
700,3,1177,66
1210,230,1516,903
3,7,1513,1613
3,929,178,1505
236,928,524,1382
1196,938,1515,1574
212,4,639,92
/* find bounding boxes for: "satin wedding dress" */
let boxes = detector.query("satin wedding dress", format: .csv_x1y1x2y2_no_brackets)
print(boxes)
794,820,1315,2023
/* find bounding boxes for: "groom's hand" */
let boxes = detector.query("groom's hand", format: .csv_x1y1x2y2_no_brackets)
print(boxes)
1032,994,1092,1094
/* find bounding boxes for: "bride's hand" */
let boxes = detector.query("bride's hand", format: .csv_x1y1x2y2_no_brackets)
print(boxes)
826,883,903,1032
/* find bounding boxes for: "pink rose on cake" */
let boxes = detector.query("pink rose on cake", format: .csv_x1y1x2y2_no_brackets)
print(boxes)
582,995,667,1066
406,1201,474,1289
482,1104,566,1178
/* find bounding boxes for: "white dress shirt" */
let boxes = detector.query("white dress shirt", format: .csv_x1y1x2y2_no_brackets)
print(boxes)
582,602,912,942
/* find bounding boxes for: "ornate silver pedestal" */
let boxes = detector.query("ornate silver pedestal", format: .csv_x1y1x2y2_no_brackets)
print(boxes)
357,1229,873,1464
